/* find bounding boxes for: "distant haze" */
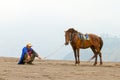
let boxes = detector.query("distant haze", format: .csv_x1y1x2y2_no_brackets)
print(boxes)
0,0,120,61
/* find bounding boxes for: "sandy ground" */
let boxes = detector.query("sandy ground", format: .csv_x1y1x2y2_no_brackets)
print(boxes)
0,57,120,80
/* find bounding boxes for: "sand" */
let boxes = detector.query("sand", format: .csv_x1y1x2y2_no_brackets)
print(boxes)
0,57,120,80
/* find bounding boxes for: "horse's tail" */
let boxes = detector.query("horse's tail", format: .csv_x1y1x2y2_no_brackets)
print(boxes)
99,37,103,51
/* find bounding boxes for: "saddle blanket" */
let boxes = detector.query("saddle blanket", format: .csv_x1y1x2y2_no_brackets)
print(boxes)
79,33,90,40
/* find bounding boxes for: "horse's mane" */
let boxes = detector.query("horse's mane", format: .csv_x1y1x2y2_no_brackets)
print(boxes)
67,28,78,33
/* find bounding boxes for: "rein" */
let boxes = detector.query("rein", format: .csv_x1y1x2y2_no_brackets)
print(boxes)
43,44,64,59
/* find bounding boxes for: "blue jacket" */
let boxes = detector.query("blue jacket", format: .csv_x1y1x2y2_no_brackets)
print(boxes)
18,47,33,64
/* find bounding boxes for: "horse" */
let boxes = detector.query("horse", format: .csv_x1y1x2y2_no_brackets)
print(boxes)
64,28,103,66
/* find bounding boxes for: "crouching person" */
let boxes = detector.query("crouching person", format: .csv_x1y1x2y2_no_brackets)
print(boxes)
18,43,41,65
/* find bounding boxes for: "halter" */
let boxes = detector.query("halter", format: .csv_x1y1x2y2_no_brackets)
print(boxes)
65,28,78,43
69,33,72,41
69,32,77,42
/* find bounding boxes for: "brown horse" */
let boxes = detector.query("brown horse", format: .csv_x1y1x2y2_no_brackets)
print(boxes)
64,28,103,66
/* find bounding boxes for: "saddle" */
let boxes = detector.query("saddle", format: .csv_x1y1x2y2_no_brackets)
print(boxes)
78,33,90,40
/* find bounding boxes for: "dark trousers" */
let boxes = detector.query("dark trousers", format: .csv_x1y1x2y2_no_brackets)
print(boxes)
23,53,35,64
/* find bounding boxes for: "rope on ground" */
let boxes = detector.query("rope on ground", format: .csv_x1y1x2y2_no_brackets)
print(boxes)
43,44,65,59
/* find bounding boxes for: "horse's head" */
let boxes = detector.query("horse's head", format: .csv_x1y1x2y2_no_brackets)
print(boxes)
64,28,77,45
64,31,70,45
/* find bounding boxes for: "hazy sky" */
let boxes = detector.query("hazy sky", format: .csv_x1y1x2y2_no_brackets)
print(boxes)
0,0,120,59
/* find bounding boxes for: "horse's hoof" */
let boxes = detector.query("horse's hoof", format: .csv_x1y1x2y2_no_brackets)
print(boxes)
93,63,97,66
100,62,103,65
93,64,96,66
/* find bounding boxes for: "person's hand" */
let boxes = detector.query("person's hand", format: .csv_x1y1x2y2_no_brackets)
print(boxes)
27,55,31,61
37,56,41,60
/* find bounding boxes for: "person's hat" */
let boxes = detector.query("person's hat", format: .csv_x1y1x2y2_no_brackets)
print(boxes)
26,43,32,47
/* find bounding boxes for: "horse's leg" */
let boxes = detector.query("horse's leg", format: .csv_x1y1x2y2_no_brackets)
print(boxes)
95,47,103,65
99,52,103,65
76,48,80,65
90,47,98,66
73,48,77,65
94,53,98,66
89,54,96,61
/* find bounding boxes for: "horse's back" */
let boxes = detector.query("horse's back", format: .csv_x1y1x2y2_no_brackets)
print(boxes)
88,33,101,40
88,33,100,37
88,33,102,47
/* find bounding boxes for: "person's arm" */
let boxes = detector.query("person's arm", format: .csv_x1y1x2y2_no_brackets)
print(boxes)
37,56,41,60
23,47,31,60
33,50,42,60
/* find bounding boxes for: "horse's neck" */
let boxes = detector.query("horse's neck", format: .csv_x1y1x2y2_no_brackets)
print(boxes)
70,32,79,40
70,31,84,42
78,32,83,35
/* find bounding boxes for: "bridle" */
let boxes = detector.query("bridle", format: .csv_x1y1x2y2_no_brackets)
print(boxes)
67,31,78,42
65,29,78,45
